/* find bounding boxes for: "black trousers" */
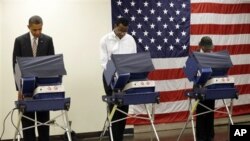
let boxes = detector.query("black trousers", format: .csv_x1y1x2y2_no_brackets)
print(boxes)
103,74,129,141
196,100,215,141
22,111,50,141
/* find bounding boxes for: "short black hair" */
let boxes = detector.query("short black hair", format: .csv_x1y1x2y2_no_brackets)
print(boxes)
199,36,213,49
29,15,43,25
115,17,129,26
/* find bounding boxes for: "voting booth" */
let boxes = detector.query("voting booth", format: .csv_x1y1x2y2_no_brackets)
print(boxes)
177,50,238,141
14,54,72,141
100,52,160,141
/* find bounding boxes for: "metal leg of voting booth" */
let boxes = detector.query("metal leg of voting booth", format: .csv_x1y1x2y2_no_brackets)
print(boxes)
13,98,72,141
177,98,234,141
99,104,160,141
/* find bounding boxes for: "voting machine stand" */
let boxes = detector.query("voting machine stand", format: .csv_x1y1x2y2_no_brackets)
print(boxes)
99,52,160,141
13,54,72,141
177,50,238,141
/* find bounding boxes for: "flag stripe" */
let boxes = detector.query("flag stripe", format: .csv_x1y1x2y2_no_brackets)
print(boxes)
191,14,250,24
149,64,250,80
190,35,250,45
160,90,188,102
190,45,250,55
155,74,250,92
191,3,250,14
191,24,250,34
229,64,250,75
152,54,250,70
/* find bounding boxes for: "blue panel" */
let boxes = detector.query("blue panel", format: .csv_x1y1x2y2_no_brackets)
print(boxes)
184,55,198,81
36,76,62,85
15,98,70,112
195,67,212,85
115,92,160,105
102,92,160,105
187,87,238,100
111,73,130,90
124,87,155,94
22,77,36,97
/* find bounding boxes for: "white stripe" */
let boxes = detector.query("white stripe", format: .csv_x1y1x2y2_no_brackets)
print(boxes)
155,78,192,92
191,0,250,4
190,34,250,46
152,54,250,70
152,57,187,69
191,13,250,25
155,74,250,92
131,94,250,114
151,54,249,71
232,74,250,86
231,54,250,65
215,94,250,108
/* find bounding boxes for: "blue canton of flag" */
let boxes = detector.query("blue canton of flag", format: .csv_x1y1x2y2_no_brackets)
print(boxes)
112,0,191,58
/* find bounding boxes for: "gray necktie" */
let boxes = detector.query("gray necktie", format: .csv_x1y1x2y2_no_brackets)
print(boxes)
32,38,37,57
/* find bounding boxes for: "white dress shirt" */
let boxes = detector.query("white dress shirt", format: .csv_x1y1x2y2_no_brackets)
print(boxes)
100,31,137,69
29,32,38,45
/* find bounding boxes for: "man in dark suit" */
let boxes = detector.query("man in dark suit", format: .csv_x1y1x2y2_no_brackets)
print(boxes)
12,15,54,141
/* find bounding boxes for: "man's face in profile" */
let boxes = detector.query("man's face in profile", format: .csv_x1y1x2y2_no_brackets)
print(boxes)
114,23,128,39
28,23,43,38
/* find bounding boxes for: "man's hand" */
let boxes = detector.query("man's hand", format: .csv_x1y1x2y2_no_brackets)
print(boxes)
18,91,24,100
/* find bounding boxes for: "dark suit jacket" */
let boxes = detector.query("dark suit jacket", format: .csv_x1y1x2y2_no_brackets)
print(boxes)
12,32,55,70
12,32,55,90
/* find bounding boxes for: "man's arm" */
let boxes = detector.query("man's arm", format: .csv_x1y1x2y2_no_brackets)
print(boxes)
100,36,109,70
131,36,137,53
12,37,23,99
12,37,22,73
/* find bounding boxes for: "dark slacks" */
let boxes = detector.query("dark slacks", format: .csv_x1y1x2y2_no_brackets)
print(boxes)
22,111,50,141
103,74,128,141
196,100,215,141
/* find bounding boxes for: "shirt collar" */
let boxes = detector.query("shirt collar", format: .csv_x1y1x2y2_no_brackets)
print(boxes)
29,32,37,41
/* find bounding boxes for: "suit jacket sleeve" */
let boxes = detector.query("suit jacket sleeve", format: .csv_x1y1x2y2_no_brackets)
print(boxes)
47,36,55,55
12,37,22,73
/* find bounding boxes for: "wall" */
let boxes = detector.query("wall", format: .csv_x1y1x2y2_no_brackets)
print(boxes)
0,0,3,137
0,0,111,139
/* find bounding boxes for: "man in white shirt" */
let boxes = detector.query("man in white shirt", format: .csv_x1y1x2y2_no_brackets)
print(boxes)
100,18,137,141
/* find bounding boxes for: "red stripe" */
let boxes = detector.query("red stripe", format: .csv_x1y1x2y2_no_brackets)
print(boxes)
149,64,250,80
191,3,250,14
148,69,185,80
159,90,189,102
215,103,250,118
235,84,250,95
127,104,250,125
191,24,250,35
190,45,250,55
229,64,250,75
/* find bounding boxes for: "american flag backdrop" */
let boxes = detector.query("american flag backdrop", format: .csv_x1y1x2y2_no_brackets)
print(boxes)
111,0,250,124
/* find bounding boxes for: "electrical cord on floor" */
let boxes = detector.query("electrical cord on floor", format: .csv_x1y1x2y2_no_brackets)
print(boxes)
0,108,17,140
11,108,22,140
